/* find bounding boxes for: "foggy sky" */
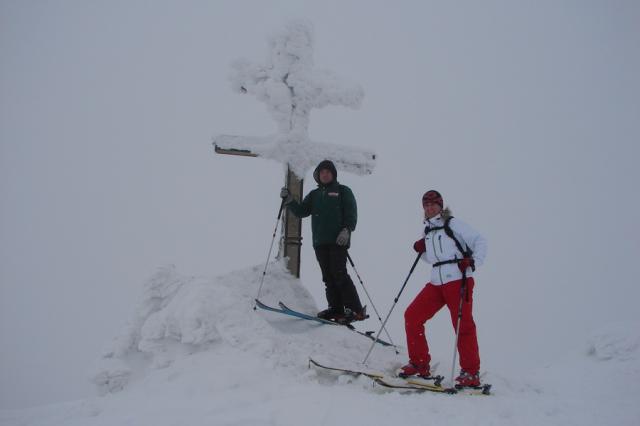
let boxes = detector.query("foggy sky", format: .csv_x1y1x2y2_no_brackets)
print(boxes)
1,0,639,409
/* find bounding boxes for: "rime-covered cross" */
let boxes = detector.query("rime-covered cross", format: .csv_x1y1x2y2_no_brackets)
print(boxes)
213,20,376,277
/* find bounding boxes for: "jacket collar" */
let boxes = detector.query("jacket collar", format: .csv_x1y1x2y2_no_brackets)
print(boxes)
424,214,443,226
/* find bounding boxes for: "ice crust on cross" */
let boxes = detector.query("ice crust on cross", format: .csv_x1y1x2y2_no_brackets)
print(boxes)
223,19,375,178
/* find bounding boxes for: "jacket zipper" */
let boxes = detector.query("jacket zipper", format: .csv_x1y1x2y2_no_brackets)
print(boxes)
431,231,444,284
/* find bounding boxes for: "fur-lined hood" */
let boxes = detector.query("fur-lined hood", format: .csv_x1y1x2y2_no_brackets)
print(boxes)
425,207,452,221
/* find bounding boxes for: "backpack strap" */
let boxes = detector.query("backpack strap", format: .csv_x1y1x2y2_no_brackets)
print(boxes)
424,216,475,270
443,217,473,258
432,259,461,267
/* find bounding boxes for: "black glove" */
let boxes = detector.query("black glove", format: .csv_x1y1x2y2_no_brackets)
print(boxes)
336,228,350,246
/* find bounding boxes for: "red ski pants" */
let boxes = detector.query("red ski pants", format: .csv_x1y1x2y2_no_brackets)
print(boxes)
404,278,480,374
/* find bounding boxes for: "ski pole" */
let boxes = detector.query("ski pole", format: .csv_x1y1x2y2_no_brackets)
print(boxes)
346,251,398,353
254,198,286,308
362,252,422,365
449,269,467,387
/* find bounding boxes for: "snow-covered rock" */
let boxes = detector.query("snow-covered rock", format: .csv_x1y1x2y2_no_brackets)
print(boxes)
586,321,640,362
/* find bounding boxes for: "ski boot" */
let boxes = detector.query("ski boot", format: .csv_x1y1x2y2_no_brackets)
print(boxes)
455,370,481,387
398,362,431,379
337,306,368,324
317,308,339,321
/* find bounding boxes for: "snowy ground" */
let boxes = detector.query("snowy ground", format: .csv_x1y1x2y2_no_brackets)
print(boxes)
2,262,639,426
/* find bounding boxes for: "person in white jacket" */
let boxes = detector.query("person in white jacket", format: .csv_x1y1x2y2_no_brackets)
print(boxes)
400,190,487,387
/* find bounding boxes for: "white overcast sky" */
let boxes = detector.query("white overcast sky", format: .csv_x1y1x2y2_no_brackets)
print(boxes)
1,0,639,409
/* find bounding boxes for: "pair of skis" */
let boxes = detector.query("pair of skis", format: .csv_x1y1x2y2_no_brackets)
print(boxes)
254,299,393,347
256,300,491,395
309,358,491,396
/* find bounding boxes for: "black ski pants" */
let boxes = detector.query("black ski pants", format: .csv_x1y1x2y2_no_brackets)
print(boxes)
314,245,363,313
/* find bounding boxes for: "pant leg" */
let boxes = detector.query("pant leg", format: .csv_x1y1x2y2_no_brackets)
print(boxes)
442,277,480,374
404,283,446,367
327,246,362,312
314,246,343,310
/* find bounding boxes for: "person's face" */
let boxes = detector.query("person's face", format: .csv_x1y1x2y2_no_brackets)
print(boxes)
423,202,442,219
319,169,333,184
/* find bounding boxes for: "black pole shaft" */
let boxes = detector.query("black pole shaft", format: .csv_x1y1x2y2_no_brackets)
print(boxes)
362,252,422,365
346,252,398,352
450,269,467,386
254,199,286,308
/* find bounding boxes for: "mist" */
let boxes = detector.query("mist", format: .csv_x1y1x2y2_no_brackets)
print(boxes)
1,0,639,409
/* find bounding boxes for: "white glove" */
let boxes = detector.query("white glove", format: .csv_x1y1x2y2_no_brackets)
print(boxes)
280,187,293,204
336,228,350,246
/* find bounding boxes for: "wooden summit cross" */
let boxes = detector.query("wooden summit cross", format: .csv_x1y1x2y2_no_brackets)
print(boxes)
213,20,376,277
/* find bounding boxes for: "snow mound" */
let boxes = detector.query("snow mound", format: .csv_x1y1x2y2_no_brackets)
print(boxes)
586,321,640,362
91,260,399,395
92,261,312,393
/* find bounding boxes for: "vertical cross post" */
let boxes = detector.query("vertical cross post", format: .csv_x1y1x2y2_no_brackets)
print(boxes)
212,146,307,277
283,167,303,277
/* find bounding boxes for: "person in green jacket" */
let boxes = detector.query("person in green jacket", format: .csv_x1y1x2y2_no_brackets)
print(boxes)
280,160,367,324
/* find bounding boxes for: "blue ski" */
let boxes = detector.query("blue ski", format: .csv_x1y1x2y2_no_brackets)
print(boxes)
254,298,289,314
254,299,393,347
278,302,343,326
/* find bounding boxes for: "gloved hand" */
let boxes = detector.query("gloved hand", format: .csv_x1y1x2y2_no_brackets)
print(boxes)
413,239,426,253
457,257,475,273
336,228,350,246
280,187,293,204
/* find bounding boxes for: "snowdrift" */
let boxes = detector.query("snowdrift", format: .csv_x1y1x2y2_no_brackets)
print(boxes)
92,261,402,395
2,263,639,426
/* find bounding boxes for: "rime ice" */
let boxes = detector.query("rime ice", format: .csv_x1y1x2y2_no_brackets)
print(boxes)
218,19,374,178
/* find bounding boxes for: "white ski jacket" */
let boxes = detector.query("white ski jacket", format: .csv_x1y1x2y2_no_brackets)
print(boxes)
419,214,488,285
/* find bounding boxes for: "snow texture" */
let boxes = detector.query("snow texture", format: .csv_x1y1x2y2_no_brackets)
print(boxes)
220,19,372,179
2,262,639,426
90,260,402,397
230,19,363,140
587,322,640,362
214,134,376,178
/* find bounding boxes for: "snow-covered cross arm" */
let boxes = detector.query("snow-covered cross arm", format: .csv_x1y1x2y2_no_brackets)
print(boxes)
213,135,376,178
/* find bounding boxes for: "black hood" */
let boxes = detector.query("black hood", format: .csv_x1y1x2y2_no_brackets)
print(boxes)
313,160,338,185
